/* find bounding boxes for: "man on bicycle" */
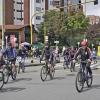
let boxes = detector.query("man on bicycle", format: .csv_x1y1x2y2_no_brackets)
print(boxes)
3,43,17,73
17,45,27,71
63,48,70,69
41,44,55,67
41,44,51,66
74,39,92,77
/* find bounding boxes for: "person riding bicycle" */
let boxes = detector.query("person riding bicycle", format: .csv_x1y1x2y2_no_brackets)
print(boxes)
18,45,27,59
74,39,92,77
69,46,76,70
41,44,55,67
17,45,27,71
63,48,70,69
41,44,51,66
3,43,17,73
91,48,97,63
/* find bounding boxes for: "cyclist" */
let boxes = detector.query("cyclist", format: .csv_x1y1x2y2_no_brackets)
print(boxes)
91,48,97,64
69,46,76,70
74,39,92,77
17,45,27,72
3,43,17,74
63,48,70,69
41,44,51,67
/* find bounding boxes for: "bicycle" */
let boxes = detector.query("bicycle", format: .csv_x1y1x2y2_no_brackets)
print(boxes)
3,59,17,84
75,60,93,92
40,61,55,81
17,56,25,73
0,67,4,89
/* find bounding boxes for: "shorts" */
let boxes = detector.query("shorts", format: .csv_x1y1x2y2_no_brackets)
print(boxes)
9,58,16,65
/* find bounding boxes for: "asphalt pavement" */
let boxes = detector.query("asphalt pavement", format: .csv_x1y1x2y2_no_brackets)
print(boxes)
0,57,100,100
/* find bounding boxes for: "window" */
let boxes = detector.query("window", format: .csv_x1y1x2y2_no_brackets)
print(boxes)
50,1,53,5
16,2,23,4
17,18,23,21
42,8,44,10
16,10,23,12
36,0,41,3
36,7,41,11
36,16,41,20
13,0,15,3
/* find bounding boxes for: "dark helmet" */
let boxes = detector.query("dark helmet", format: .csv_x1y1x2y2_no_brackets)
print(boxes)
81,40,88,46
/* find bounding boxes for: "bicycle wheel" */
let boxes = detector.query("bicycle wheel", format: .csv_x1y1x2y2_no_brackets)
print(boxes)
18,63,21,74
75,72,84,92
40,66,47,81
3,67,9,84
70,61,75,72
0,71,4,90
50,67,55,80
11,68,17,80
21,63,25,73
86,73,93,87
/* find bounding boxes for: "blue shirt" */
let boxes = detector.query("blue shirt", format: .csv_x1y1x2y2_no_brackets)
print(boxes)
4,48,16,59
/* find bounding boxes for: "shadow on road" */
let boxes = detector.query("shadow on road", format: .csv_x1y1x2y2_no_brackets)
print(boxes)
53,76,66,80
0,87,26,93
24,70,38,73
66,73,76,76
8,78,32,84
82,84,100,92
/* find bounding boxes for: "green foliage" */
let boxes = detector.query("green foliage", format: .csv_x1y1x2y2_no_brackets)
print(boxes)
37,10,89,46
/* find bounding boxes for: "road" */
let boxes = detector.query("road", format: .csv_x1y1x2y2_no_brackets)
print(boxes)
0,59,100,100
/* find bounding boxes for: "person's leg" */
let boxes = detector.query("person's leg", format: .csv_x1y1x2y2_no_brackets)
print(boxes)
11,59,16,73
86,62,92,76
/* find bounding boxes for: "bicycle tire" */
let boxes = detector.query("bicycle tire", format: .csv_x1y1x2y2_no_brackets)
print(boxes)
3,67,9,84
86,73,93,87
18,65,20,74
11,69,17,80
40,66,47,81
49,67,55,80
0,71,4,90
75,72,84,92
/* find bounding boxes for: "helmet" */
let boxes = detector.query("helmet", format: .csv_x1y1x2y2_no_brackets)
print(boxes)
81,40,88,46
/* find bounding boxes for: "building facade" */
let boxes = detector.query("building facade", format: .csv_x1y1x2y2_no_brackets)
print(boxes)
87,15,100,25
30,0,45,28
47,0,83,13
0,0,30,46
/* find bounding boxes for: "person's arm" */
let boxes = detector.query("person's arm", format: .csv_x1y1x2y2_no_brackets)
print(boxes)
87,47,92,61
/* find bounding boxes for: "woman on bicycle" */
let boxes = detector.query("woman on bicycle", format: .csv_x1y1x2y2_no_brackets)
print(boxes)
74,39,92,77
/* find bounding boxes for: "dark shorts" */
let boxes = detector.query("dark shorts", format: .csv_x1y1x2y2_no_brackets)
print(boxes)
9,58,16,65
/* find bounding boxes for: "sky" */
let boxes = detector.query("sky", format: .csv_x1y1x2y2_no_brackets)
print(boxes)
82,0,100,16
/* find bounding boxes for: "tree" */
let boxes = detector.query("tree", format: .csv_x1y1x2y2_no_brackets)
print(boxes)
37,10,89,46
